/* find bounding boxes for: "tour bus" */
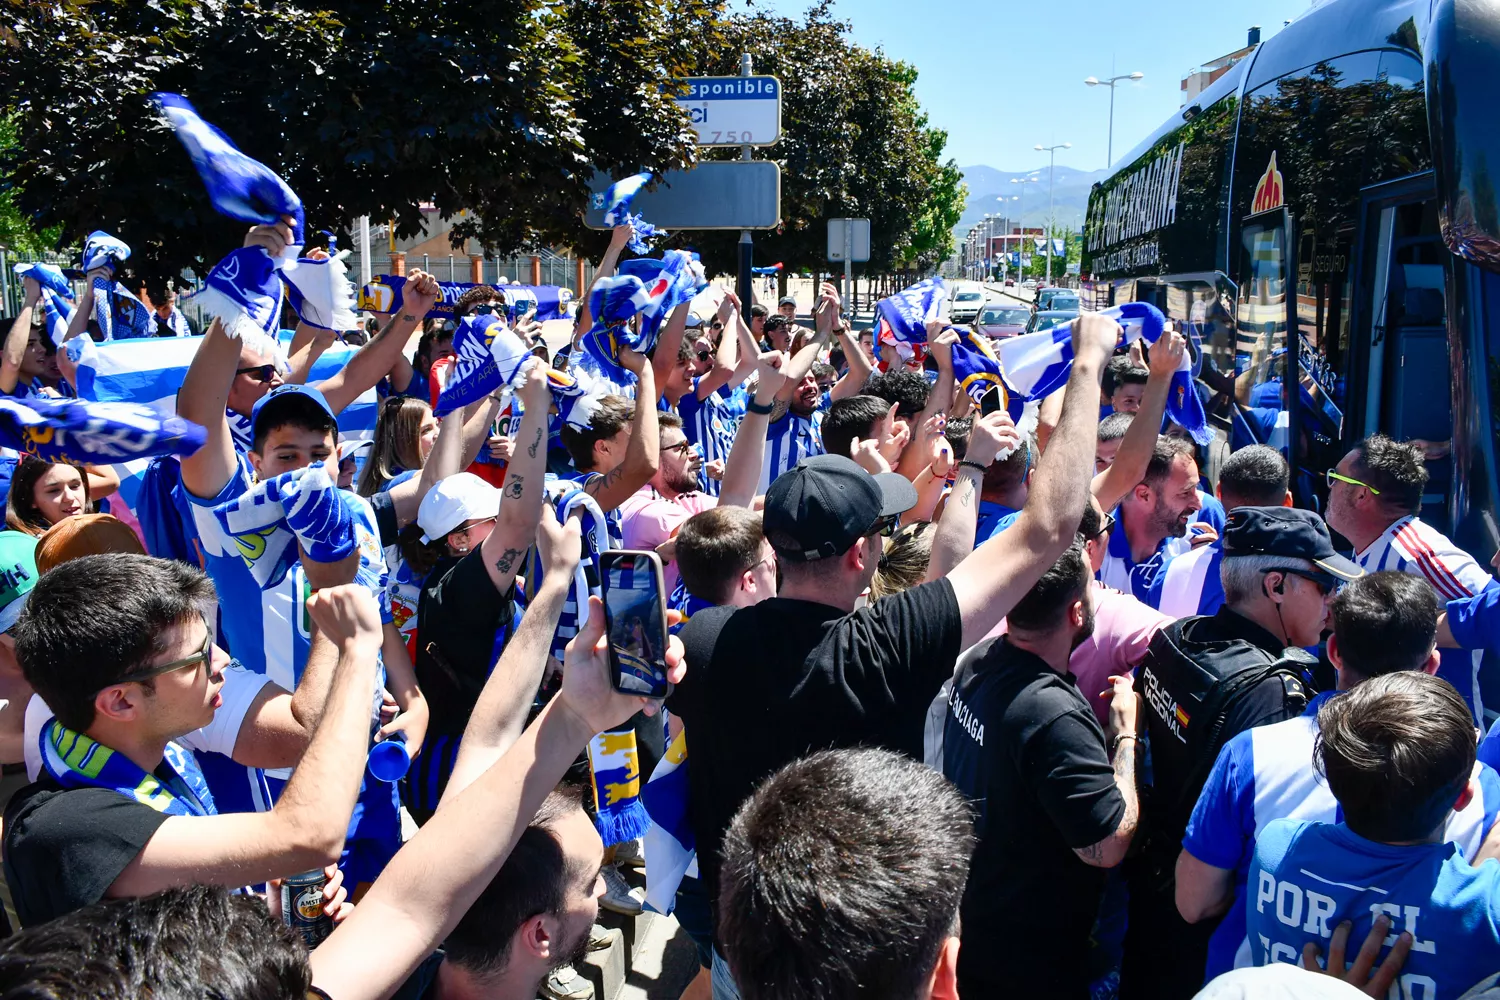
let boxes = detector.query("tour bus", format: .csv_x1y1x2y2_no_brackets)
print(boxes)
1081,0,1500,565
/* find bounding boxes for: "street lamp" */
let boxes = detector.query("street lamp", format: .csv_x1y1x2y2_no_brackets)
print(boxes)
1011,175,1039,281
1083,71,1144,168
1035,143,1071,285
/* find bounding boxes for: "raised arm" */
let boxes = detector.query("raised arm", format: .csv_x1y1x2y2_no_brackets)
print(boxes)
441,507,580,803
831,314,874,398
895,324,958,481
308,596,686,1000
946,312,1118,648
316,270,439,414
924,411,1019,581
774,291,834,403
584,349,659,512
473,366,552,594
694,293,742,399
651,302,692,399
284,324,336,386
1092,330,1184,510
385,394,502,528
574,225,633,337
107,583,381,896
0,277,38,395
718,352,788,509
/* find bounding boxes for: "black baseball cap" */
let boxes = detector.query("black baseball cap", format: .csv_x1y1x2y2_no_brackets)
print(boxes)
763,454,918,562
778,295,798,308
1222,507,1364,582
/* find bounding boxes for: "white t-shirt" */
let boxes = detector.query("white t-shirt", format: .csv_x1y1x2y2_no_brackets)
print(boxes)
23,663,272,782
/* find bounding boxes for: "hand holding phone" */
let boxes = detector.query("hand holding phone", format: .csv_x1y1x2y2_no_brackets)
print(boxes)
599,550,672,698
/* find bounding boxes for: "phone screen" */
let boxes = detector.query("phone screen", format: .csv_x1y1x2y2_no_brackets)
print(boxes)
600,551,671,698
980,387,1004,416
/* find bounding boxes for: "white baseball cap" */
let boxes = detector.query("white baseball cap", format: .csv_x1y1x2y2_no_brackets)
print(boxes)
417,472,503,544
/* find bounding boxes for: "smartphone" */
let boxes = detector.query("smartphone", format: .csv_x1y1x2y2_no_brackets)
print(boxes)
980,386,1005,416
599,550,672,698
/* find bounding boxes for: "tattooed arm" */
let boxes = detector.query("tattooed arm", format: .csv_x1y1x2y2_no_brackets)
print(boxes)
1074,674,1141,869
480,366,551,594
924,410,1020,583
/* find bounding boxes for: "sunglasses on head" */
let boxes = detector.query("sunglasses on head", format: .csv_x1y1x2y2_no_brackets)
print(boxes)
696,350,712,363
235,364,279,383
1093,512,1117,539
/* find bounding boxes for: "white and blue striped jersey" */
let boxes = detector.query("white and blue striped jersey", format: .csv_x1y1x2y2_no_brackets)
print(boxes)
678,382,739,497
757,409,824,493
1145,539,1226,618
1356,515,1496,719
1183,689,1500,979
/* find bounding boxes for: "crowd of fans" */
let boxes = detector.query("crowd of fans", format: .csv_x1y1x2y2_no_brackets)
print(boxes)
1,215,1500,1000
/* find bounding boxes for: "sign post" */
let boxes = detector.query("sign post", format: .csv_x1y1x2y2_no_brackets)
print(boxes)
737,55,755,311
826,218,871,308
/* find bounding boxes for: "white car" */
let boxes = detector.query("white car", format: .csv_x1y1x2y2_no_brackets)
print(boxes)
949,283,987,323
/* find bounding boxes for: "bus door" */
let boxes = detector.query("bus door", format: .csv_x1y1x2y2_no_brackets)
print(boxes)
1233,210,1304,494
1349,174,1452,527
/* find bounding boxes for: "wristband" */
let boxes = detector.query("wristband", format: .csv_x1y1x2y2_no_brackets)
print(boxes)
1110,733,1139,755
957,459,989,475
747,398,775,415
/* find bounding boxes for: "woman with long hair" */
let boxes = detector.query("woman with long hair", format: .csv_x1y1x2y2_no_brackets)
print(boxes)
5,457,118,536
356,396,438,496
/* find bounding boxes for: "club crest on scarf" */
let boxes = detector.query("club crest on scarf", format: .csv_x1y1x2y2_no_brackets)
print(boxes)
0,396,206,465
62,233,153,342
434,314,604,430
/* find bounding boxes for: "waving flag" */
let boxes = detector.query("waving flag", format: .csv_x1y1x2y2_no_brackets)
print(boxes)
12,263,74,302
876,277,949,344
434,314,604,428
0,395,205,465
600,172,666,254
280,252,357,332
358,276,571,321
153,92,305,249
642,727,695,914
998,302,1211,445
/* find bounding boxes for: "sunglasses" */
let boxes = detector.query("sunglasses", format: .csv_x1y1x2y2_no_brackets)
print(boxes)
695,350,713,364
1265,567,1340,595
1093,512,1117,539
471,302,508,317
710,320,725,330
235,364,279,383
869,514,901,538
117,619,213,686
663,440,695,457
1326,469,1380,495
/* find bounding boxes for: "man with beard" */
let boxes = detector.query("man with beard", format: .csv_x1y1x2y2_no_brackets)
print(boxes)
390,787,605,1000
943,536,1142,999
620,414,718,595
1099,437,1204,600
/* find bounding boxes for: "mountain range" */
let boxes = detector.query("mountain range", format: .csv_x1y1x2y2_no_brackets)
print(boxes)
954,164,1107,239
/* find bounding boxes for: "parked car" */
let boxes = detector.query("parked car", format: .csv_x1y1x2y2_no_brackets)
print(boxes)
948,282,988,323
1004,277,1015,287
973,305,1031,339
1026,308,1080,333
1035,288,1081,312
1020,280,1038,292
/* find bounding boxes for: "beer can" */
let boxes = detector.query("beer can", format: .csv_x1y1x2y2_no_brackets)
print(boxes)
281,869,333,947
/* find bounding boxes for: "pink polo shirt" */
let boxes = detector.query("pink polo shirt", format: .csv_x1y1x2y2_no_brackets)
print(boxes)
618,485,718,594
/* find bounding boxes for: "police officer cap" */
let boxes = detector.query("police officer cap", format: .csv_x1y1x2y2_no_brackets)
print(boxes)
1222,506,1364,583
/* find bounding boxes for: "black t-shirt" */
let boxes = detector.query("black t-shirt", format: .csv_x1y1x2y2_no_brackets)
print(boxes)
3,776,169,928
942,637,1125,998
415,550,519,736
668,579,964,936
369,489,399,549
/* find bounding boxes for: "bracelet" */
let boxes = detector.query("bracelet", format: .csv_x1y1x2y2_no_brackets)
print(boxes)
957,459,989,475
1110,733,1139,755
746,399,775,415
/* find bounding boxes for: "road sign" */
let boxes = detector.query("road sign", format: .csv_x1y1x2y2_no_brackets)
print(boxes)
826,218,870,262
584,162,781,230
676,76,782,146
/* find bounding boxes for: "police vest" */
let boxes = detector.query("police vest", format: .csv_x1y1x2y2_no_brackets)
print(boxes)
1134,616,1311,889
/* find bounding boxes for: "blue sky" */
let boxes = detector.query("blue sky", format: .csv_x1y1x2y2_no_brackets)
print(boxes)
739,0,1314,173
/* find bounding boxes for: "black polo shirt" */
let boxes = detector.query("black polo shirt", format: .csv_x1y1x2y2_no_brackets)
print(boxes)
942,637,1124,999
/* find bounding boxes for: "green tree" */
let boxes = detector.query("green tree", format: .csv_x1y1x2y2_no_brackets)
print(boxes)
0,114,62,254
0,0,723,287
678,2,963,282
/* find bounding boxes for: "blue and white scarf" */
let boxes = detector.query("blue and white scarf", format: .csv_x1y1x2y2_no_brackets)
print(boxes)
433,315,605,429
39,718,215,817
38,290,74,346
66,232,152,342
0,395,206,464
211,459,361,588
601,172,666,254
998,301,1212,445
617,250,705,342
580,251,704,384
12,262,74,302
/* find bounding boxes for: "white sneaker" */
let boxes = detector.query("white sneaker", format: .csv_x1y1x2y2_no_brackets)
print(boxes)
587,923,619,952
540,964,594,1000
598,863,645,916
612,836,647,871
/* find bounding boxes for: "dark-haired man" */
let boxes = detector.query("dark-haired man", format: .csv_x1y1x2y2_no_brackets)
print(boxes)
1095,412,1134,474
821,395,909,470
556,350,661,517
719,748,973,1000
1099,437,1220,600
1177,570,1500,984
944,538,1142,999
2,564,382,927
1326,433,1496,718
671,312,1121,993
1245,672,1500,993
1146,444,1292,618
673,507,777,617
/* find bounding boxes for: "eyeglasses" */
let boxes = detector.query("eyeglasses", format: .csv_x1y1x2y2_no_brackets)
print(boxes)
1326,469,1380,495
117,620,213,686
696,350,713,363
663,440,695,457
1093,512,1117,539
235,364,280,383
471,302,508,316
710,320,725,330
1264,567,1340,595
868,514,900,538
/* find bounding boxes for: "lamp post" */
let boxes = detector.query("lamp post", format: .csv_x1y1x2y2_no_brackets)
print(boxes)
1035,143,1071,285
1010,175,1038,281
1083,71,1143,168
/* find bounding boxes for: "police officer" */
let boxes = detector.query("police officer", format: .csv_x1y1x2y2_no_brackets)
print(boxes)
1118,507,1364,999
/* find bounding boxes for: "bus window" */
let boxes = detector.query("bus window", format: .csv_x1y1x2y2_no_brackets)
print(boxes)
1234,218,1290,454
